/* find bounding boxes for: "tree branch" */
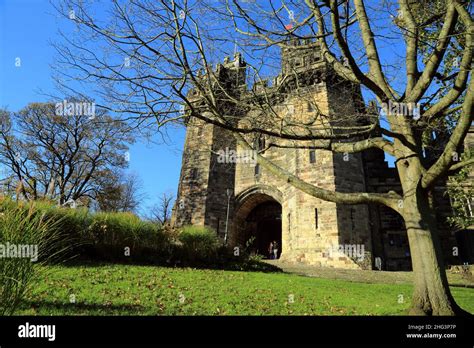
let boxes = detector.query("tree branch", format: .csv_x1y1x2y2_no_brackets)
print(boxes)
353,0,395,99
423,1,473,118
234,130,401,209
399,0,419,94
406,3,458,103
422,77,473,189
448,157,474,173
265,136,396,156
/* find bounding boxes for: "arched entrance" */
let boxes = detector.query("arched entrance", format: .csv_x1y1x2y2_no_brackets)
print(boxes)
246,201,282,258
231,186,283,259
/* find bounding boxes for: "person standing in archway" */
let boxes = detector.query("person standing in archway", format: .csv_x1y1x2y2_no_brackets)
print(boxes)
273,240,279,260
268,241,274,259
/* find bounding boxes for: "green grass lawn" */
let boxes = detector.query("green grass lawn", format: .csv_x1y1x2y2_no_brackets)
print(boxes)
16,264,474,316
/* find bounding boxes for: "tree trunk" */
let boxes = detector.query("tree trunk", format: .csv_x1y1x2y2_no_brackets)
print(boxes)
403,184,469,315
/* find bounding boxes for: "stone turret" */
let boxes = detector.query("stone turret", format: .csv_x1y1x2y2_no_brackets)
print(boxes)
171,53,247,236
281,39,324,76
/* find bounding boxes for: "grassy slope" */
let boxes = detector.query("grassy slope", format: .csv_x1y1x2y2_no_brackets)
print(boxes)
17,264,474,316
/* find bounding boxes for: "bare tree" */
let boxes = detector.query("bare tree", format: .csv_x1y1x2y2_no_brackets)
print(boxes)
149,192,175,225
0,102,134,204
52,0,473,315
96,171,146,213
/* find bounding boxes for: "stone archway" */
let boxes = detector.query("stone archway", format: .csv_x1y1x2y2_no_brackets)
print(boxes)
231,185,283,259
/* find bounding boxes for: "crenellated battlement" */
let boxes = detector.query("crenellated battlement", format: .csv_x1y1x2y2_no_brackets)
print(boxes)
188,38,334,100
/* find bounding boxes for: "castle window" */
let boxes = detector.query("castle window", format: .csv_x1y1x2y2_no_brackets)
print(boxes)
254,164,261,176
197,126,203,136
309,54,321,64
255,135,265,151
314,208,319,230
465,198,473,217
190,168,198,181
350,207,355,231
309,150,316,164
307,102,314,112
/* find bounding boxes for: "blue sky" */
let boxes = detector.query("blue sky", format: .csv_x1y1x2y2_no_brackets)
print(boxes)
0,0,401,214
0,0,186,213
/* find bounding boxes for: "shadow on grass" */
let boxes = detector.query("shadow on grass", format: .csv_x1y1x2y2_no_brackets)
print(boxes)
19,300,145,314
55,257,283,274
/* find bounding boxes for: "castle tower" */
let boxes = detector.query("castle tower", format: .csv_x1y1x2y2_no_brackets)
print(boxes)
229,40,373,268
171,54,246,238
173,42,376,269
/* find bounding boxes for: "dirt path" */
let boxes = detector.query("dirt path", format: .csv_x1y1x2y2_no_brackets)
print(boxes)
263,260,474,287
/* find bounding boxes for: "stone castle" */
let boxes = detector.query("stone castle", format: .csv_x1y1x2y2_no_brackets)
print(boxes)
171,40,474,271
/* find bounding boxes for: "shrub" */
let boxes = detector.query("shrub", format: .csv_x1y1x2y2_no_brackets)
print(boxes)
0,198,271,269
0,198,170,264
178,225,220,263
0,204,66,315
84,212,170,262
